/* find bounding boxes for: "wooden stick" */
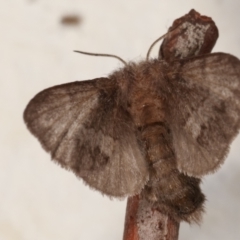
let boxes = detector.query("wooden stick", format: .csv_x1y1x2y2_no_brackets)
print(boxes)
123,195,180,240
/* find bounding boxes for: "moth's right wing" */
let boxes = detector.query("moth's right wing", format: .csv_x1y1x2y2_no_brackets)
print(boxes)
24,78,148,197
168,53,240,177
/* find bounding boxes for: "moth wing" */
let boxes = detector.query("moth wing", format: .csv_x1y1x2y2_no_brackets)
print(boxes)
24,78,148,197
170,53,240,176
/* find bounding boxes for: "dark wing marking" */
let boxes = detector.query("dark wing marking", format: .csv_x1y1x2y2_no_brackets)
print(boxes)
24,78,148,197
169,53,240,176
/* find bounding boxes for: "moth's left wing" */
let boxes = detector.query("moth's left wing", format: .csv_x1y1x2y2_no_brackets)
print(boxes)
169,53,240,176
24,78,148,197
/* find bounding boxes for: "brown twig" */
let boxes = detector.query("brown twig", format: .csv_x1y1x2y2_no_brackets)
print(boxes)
123,195,180,240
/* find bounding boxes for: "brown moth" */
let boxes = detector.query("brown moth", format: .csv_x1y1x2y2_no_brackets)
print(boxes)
24,10,240,223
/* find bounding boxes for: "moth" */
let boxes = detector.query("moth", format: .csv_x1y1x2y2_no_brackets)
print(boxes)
24,10,240,223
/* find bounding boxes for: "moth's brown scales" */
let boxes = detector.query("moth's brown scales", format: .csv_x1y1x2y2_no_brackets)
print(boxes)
111,60,205,222
141,123,174,163
24,10,240,224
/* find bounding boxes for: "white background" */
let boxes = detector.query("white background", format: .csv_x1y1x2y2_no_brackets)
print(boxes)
1,0,240,239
